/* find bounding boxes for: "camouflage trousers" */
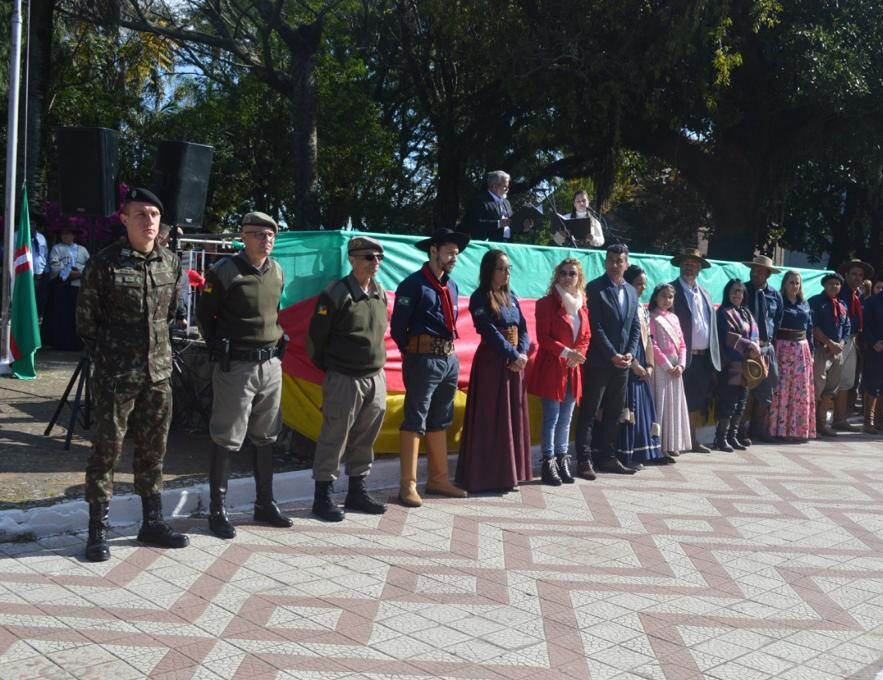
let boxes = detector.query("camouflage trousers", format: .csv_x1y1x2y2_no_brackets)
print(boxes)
84,375,172,503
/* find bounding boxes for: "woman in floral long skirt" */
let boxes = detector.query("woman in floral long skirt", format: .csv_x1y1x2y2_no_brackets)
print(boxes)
768,271,816,441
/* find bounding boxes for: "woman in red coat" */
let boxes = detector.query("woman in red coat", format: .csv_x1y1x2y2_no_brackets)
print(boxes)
527,258,591,485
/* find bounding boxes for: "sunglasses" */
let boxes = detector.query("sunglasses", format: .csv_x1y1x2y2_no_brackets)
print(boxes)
560,270,578,277
360,253,384,262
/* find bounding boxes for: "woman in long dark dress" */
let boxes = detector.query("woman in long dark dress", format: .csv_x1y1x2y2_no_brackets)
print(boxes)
456,250,532,493
617,266,665,466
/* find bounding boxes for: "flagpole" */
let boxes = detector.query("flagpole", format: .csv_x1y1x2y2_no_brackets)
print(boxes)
1,0,24,373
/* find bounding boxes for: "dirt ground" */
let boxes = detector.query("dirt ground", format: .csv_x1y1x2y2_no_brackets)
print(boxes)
0,350,310,510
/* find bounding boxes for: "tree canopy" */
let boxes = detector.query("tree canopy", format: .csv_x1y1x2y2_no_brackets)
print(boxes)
1,0,880,267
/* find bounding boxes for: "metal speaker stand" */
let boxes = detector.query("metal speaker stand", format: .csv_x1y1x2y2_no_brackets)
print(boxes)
44,353,92,450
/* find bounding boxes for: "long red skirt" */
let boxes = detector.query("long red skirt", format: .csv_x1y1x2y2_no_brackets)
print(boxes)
455,342,533,492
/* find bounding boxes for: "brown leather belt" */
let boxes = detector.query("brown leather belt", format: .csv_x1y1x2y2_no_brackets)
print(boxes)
775,329,806,341
406,334,454,356
502,326,519,347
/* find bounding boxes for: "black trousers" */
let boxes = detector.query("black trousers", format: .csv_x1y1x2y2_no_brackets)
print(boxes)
575,363,629,463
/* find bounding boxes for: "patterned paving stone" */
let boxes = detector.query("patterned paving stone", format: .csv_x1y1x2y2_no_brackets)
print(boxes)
2,437,883,678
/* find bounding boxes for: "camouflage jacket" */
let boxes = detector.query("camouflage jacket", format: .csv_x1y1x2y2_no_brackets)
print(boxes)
77,241,182,384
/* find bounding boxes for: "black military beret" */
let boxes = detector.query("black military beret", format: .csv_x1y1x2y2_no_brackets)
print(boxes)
125,187,164,214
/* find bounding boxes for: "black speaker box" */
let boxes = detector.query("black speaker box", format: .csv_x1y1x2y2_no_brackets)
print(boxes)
57,127,119,217
151,141,214,228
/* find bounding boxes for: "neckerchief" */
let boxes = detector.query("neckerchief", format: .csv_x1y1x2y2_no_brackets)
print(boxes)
849,287,863,332
422,263,458,338
827,294,843,326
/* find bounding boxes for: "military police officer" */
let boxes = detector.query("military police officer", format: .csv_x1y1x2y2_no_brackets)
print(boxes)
77,188,189,562
307,236,389,522
196,211,292,539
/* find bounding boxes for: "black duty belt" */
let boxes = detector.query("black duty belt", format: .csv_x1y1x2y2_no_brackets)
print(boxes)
230,346,278,362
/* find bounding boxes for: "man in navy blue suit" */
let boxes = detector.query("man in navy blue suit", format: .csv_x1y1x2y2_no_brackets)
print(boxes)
458,170,513,242
574,243,641,478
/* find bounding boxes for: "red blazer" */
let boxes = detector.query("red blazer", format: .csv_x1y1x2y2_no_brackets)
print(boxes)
527,289,591,402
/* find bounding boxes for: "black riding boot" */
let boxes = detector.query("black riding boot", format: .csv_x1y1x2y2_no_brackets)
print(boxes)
727,409,748,450
85,501,111,562
137,494,189,548
344,475,387,514
253,445,293,527
713,419,734,452
209,445,236,539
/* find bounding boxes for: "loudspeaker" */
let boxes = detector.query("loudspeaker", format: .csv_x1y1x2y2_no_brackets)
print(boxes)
57,127,119,217
151,141,214,228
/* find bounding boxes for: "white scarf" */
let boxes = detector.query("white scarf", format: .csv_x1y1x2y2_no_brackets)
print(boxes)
556,284,584,316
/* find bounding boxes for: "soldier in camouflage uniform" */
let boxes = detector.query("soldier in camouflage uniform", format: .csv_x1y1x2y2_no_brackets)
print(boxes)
77,188,189,562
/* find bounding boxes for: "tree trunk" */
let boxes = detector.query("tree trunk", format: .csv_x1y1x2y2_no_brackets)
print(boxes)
290,23,322,230
434,134,462,230
23,0,56,210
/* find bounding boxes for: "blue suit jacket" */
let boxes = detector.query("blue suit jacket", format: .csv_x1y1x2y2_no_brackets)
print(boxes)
585,274,641,367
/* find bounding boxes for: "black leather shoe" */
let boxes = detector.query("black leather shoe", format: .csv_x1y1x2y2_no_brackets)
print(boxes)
312,481,345,522
556,455,575,484
577,460,596,481
344,476,387,515
691,443,712,454
85,501,111,562
596,459,638,475
541,458,562,486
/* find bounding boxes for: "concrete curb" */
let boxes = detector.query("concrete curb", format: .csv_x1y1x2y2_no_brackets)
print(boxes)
0,455,420,541
1,425,716,541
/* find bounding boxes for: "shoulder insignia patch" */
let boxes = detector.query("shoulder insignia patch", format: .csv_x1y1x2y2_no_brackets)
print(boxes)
204,284,213,294
473,307,486,316
397,296,411,306
316,304,328,316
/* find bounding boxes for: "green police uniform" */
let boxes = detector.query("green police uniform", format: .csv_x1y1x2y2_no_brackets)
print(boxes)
77,240,182,502
196,251,284,450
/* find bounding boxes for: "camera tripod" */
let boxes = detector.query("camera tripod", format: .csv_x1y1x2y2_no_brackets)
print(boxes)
44,353,92,450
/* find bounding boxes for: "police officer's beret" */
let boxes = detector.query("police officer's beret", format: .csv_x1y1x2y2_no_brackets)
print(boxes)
241,211,278,232
347,236,384,253
125,187,163,213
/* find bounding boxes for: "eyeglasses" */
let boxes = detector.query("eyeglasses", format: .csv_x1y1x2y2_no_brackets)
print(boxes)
243,231,275,240
495,265,512,272
361,253,384,262
560,270,578,277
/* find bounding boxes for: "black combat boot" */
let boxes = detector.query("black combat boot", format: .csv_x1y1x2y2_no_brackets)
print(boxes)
344,475,387,514
541,458,562,486
209,445,236,539
713,419,734,452
85,501,111,562
252,445,293,528
556,455,575,484
312,481,345,522
137,494,190,549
